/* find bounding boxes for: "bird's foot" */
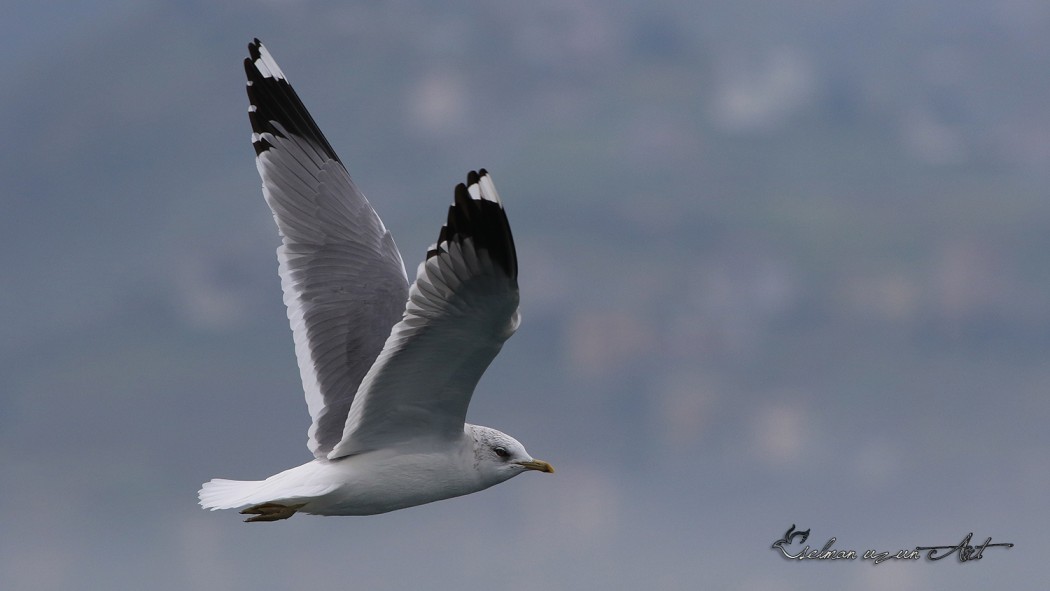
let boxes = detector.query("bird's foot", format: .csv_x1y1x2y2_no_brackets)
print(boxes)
239,502,305,522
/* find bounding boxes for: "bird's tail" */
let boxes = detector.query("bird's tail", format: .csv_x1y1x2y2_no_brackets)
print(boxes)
198,478,266,511
199,470,341,514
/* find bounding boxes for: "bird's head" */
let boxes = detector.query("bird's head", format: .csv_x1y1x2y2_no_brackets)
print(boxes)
467,424,554,486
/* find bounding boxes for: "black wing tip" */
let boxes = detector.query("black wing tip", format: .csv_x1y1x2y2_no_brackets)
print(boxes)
427,170,517,279
243,40,341,163
243,57,258,85
245,39,282,80
245,40,266,82
248,38,262,59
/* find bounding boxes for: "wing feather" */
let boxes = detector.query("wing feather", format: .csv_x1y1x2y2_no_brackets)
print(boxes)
245,40,409,459
329,170,520,458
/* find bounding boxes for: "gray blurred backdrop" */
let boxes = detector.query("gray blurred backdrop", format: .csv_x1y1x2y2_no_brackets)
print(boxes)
3,1,1049,589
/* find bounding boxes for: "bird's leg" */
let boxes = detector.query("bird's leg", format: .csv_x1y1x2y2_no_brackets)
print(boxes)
239,502,306,522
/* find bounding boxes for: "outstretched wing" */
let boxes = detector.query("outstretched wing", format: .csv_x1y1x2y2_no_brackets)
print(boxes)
245,39,410,459
328,170,520,459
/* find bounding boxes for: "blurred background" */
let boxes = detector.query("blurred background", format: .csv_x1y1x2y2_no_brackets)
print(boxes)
2,1,1049,589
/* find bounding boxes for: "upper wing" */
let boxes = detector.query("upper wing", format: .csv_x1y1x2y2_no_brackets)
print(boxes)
245,39,410,459
328,170,520,459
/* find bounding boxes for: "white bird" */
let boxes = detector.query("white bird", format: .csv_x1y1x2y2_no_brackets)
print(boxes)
198,39,553,522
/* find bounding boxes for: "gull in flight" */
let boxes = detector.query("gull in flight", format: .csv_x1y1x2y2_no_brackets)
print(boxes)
198,39,553,522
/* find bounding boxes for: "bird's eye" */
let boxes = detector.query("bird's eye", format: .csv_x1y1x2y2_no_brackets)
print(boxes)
494,446,509,459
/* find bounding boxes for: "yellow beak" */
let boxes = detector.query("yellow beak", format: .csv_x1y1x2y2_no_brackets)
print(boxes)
516,459,555,473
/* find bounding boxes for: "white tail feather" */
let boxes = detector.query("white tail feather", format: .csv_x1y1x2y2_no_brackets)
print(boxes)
199,472,342,513
198,478,266,510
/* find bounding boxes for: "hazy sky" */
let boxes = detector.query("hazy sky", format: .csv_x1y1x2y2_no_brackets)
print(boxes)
3,1,1049,589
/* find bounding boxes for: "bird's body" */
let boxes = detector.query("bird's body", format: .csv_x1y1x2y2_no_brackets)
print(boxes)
198,40,551,522
201,425,536,518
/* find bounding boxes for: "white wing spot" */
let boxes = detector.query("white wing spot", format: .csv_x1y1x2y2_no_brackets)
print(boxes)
478,174,502,204
254,44,286,80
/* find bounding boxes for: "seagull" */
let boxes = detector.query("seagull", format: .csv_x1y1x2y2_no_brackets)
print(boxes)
198,39,552,522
